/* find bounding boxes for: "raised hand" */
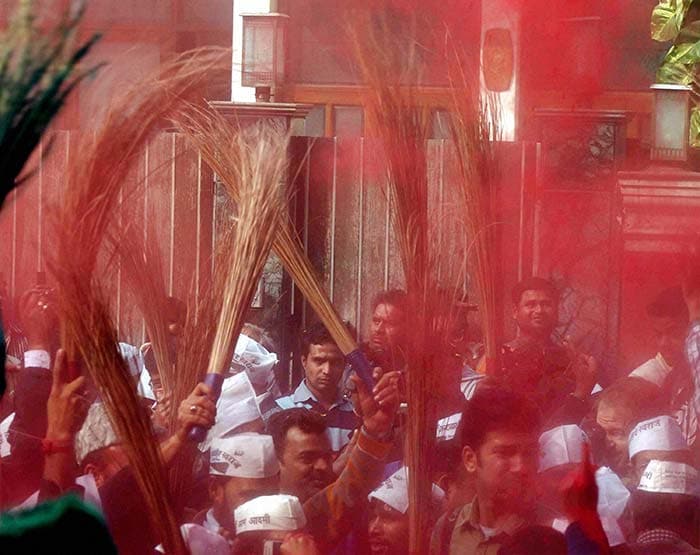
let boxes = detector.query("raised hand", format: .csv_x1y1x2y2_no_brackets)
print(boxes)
176,382,216,442
350,370,400,440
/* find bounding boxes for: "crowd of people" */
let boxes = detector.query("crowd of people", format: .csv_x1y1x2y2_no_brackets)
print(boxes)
0,272,699,554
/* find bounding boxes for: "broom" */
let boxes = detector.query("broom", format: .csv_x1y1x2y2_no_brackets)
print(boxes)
51,48,231,555
346,8,435,554
182,121,288,442
445,38,502,373
172,104,377,390
112,226,175,401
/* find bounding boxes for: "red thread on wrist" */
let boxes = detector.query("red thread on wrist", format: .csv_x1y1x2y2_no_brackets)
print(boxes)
41,438,73,456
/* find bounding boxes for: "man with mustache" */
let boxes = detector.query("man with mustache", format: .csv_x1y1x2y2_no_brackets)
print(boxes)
275,322,358,452
430,385,542,555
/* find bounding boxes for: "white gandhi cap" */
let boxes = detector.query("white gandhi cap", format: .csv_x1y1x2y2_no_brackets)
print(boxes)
368,466,445,514
538,424,588,473
234,494,306,534
638,460,700,496
209,433,279,478
628,415,688,460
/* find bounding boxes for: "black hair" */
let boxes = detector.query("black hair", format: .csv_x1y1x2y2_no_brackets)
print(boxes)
510,277,558,306
632,490,699,545
371,289,408,313
266,408,327,459
299,321,338,357
460,385,541,451
646,286,689,321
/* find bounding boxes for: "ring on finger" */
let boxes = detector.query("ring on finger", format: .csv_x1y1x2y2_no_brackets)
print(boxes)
189,404,198,414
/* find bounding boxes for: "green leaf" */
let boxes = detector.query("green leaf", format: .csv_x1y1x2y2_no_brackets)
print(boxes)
651,0,693,42
654,40,700,84
690,105,700,147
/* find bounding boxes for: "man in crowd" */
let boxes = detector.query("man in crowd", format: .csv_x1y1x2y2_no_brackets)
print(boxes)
684,261,700,452
193,433,280,541
363,289,408,375
592,376,664,482
232,494,320,555
629,460,700,553
367,466,444,555
537,424,631,548
627,415,692,484
497,277,597,425
270,369,400,551
629,287,696,445
429,385,542,554
275,322,358,451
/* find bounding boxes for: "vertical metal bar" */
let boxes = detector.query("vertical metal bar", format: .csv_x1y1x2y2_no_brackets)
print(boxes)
437,140,445,283
37,141,43,271
355,138,365,341
169,134,176,297
329,138,337,302
11,189,17,298
142,142,149,345
517,142,527,281
116,186,122,335
532,142,542,276
383,185,390,290
302,139,311,327
195,151,202,308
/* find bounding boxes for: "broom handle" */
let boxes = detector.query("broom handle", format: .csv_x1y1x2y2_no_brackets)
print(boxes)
188,372,224,442
345,349,375,390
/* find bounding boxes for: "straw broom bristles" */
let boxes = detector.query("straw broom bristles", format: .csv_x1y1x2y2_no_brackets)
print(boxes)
165,118,288,430
445,41,502,371
112,227,175,400
346,8,438,554
57,279,185,554
51,48,232,555
172,105,360,357
204,122,287,381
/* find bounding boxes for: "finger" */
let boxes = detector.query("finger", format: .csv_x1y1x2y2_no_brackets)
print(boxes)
374,383,398,403
192,382,212,398
372,371,401,395
51,349,68,390
350,374,371,402
63,375,86,397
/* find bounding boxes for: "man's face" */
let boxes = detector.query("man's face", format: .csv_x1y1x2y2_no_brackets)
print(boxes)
650,316,687,368
302,342,345,401
368,499,409,555
369,303,405,353
278,426,334,502
512,290,557,338
463,429,539,512
596,401,634,467
211,474,279,531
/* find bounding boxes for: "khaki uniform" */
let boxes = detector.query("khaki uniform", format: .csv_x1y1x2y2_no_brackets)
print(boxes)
430,497,528,555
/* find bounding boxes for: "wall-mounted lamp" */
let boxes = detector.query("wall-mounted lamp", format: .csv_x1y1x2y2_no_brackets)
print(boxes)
650,83,691,162
241,13,289,102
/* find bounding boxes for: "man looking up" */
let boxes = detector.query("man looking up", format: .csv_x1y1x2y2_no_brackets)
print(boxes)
430,385,542,555
276,322,358,451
